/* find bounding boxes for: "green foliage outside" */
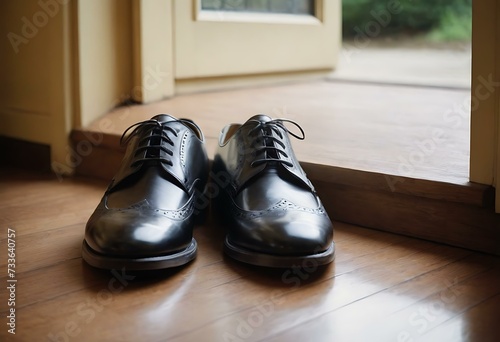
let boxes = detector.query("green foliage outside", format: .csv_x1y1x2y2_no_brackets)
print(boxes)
342,0,472,41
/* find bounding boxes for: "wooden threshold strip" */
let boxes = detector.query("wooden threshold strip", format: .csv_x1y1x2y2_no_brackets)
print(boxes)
72,129,500,256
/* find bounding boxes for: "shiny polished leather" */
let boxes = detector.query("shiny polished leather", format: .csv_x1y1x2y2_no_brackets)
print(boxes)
82,114,208,270
213,115,334,267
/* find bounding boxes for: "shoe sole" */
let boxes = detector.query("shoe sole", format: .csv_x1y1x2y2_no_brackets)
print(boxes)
224,237,335,268
81,239,197,271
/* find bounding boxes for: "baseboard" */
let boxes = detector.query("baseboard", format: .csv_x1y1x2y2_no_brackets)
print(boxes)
301,163,499,256
72,128,500,256
174,69,331,95
0,135,51,172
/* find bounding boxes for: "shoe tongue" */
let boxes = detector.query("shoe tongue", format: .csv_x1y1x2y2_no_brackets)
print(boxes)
246,114,273,123
243,114,281,164
151,114,177,123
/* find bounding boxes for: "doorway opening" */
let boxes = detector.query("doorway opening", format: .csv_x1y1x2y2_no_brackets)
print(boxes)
327,0,472,183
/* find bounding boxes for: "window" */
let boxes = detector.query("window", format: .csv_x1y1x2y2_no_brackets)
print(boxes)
201,0,315,15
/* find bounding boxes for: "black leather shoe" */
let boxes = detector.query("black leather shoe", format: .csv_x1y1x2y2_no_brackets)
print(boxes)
213,115,334,268
82,115,208,270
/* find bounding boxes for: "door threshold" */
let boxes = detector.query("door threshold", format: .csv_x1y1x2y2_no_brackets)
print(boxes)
84,80,471,185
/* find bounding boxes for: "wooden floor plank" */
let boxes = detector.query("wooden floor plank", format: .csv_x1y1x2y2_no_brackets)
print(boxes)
420,293,500,342
166,244,472,342
371,268,500,342
0,171,106,238
264,253,498,342
0,224,85,274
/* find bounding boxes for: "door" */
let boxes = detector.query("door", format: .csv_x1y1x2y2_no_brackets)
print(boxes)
174,0,341,79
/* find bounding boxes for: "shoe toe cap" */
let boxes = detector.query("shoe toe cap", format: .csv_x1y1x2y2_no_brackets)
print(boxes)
85,209,193,257
229,211,333,256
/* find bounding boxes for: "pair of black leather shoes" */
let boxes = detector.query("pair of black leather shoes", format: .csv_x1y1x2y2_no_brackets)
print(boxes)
82,114,334,270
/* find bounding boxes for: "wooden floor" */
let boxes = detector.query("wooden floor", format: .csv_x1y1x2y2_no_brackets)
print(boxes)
87,80,471,184
1,167,500,341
